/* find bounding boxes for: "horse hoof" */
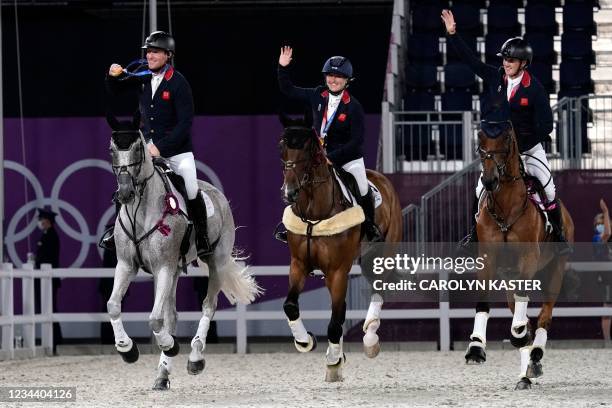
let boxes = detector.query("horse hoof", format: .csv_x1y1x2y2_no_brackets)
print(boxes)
510,326,532,348
364,341,381,359
152,378,170,391
530,346,544,363
118,341,139,364
325,360,344,383
187,359,205,375
527,361,543,379
294,332,317,353
163,335,180,357
465,343,486,364
514,377,532,390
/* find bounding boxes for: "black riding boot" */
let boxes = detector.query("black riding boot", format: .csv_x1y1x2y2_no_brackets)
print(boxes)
546,198,571,255
361,191,384,242
187,194,213,258
459,198,479,248
99,197,121,251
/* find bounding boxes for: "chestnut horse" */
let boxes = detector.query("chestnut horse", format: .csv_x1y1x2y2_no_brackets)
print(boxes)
465,123,574,390
278,114,402,382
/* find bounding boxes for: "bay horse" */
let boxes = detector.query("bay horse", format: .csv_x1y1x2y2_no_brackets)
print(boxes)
464,122,574,390
106,113,260,390
278,113,402,382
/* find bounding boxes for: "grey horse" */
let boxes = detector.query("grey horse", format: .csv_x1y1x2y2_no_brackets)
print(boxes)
105,113,260,390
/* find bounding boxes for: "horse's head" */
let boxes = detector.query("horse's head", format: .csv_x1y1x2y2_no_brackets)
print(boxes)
278,111,325,204
477,120,517,192
107,111,150,204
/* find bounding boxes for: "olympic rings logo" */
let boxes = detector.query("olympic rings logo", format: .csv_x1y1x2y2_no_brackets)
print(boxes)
4,159,224,268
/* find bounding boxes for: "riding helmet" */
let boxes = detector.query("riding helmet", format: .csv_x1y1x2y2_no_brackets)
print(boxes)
142,31,175,54
497,37,533,66
322,56,353,79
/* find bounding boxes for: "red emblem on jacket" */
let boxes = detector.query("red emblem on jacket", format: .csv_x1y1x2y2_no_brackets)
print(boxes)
162,91,170,100
338,113,347,122
520,97,529,106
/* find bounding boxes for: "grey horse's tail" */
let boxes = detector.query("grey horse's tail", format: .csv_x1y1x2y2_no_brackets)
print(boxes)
217,254,262,305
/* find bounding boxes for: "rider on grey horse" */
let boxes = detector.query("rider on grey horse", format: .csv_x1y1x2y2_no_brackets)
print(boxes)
105,31,212,257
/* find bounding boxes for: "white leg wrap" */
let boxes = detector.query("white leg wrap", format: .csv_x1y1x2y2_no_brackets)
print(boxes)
288,318,309,343
363,323,380,347
153,330,174,349
191,316,211,350
325,337,344,366
111,317,132,352
533,328,547,350
469,312,489,345
159,352,173,374
363,294,383,332
511,295,529,337
519,346,530,378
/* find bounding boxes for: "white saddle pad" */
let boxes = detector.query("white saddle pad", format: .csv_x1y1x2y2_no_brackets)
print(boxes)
170,184,215,219
332,169,383,208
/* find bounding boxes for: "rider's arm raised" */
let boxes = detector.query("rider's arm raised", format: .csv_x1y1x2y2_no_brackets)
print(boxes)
277,46,317,104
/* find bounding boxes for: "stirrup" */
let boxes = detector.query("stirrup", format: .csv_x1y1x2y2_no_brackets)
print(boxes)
99,227,115,251
367,224,384,243
275,230,288,244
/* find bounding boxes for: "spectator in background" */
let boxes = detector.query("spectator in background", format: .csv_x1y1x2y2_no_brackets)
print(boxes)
35,207,62,353
593,199,611,342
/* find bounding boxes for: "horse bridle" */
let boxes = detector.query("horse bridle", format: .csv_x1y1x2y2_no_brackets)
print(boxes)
476,123,522,183
111,132,155,194
280,128,331,196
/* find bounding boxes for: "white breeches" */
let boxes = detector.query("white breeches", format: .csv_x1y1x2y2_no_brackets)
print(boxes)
168,152,199,200
475,143,555,203
342,157,368,197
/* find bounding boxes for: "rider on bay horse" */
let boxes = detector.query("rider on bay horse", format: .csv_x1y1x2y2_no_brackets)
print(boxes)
441,10,570,252
277,46,383,242
104,31,212,257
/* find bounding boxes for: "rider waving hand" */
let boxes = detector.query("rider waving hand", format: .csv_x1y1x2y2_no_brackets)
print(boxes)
105,31,212,257
441,10,569,252
278,46,382,242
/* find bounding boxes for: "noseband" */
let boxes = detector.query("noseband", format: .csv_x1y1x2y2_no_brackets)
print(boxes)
111,131,154,194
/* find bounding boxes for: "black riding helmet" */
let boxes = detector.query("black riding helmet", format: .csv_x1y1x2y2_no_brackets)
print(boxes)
322,56,354,79
142,31,175,55
497,37,533,66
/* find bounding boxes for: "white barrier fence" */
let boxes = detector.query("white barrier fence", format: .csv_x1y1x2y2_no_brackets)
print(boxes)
1,262,611,359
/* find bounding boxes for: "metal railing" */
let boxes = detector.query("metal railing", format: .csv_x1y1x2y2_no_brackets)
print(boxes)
1,263,611,358
383,95,612,173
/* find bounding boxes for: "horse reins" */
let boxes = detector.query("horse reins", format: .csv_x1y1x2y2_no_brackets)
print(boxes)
477,128,529,241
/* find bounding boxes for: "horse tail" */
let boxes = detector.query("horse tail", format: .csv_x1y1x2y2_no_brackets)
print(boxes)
216,253,262,305
208,187,262,305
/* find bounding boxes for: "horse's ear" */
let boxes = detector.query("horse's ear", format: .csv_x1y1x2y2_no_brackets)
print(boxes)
278,110,292,128
304,108,313,128
131,110,141,130
106,111,121,131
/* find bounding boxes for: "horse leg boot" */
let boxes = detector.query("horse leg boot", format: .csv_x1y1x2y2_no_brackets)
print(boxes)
363,293,383,358
326,299,347,382
187,193,213,258
107,262,139,363
546,199,571,255
284,261,316,352
189,264,221,375
510,293,532,348
465,302,489,364
360,190,383,242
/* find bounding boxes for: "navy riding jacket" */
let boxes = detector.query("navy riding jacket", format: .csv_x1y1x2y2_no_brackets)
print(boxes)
278,64,365,166
106,65,194,158
447,33,554,152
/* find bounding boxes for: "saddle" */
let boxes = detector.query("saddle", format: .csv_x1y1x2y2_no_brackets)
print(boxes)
332,166,383,208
